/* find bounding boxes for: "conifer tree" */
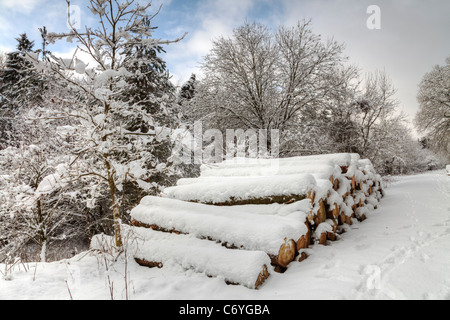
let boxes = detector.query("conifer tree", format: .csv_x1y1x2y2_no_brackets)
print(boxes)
179,73,197,103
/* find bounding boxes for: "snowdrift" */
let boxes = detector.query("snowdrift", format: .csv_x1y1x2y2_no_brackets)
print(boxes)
103,153,384,289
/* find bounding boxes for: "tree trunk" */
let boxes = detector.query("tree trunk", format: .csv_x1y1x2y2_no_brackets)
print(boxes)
36,199,47,262
112,204,123,248
40,239,47,262
106,162,123,248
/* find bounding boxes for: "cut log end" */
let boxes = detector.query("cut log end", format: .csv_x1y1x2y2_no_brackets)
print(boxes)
296,225,311,251
298,251,308,263
317,199,327,223
345,215,353,225
339,212,346,225
358,214,367,222
254,265,270,289
277,238,297,268
319,232,327,245
327,232,337,241
135,258,163,269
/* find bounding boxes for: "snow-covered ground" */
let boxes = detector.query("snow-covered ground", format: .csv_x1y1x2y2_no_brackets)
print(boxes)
1,170,449,300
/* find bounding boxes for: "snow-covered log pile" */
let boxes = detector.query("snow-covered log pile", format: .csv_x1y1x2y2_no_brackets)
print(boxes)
130,196,308,269
126,153,383,289
345,154,384,222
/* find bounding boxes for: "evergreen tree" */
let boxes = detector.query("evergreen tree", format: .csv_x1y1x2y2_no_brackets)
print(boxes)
119,19,182,217
0,34,42,109
179,73,197,103
0,34,45,148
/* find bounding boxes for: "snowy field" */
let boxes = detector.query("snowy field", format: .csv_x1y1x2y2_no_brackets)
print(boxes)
1,170,449,300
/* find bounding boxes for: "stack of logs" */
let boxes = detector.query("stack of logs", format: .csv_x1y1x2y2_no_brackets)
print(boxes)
306,154,383,246
128,153,383,289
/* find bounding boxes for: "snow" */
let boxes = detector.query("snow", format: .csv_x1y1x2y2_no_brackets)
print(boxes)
1,170,449,299
200,158,337,178
34,164,69,197
315,222,333,237
115,226,271,290
273,153,352,167
162,174,317,204
130,196,308,256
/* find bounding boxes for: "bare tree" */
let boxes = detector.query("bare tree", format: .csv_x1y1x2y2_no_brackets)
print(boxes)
355,70,400,156
188,21,346,143
415,56,450,159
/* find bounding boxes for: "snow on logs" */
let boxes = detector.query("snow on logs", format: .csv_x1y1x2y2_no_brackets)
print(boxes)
191,153,382,240
124,152,383,289
91,230,270,290
130,196,308,269
163,174,317,206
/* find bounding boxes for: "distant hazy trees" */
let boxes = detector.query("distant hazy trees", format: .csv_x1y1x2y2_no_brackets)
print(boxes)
182,21,434,174
415,55,450,161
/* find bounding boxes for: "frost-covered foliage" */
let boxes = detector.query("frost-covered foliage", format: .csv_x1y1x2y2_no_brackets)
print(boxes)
1,0,187,261
185,21,346,135
183,21,437,174
26,0,186,248
0,143,85,263
0,34,47,149
415,55,450,162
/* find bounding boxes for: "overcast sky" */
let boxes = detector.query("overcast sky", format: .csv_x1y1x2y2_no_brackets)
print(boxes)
1,0,450,131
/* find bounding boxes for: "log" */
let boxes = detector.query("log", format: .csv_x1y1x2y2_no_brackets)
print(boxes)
332,203,340,219
339,212,347,225
298,251,308,263
296,223,311,251
163,173,316,206
317,199,327,224
255,265,270,289
135,258,270,290
135,258,163,269
345,215,353,225
326,219,338,241
130,226,272,290
319,232,327,245
296,234,308,251
132,219,185,235
201,193,308,206
276,238,297,268
333,178,340,191
327,232,337,241
132,219,298,270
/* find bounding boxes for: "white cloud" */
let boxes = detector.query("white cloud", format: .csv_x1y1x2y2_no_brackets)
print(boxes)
0,14,13,34
162,0,255,84
277,0,450,123
0,45,14,55
0,0,47,13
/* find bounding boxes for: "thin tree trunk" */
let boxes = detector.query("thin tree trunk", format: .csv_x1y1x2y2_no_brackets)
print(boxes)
106,164,123,248
40,238,47,262
36,198,47,262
